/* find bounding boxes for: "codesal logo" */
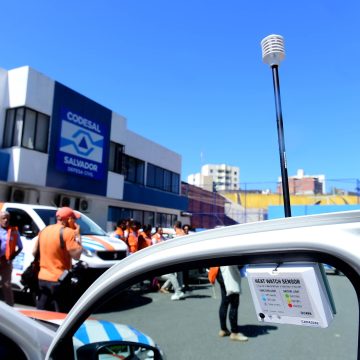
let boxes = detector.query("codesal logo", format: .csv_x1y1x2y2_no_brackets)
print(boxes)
58,109,105,179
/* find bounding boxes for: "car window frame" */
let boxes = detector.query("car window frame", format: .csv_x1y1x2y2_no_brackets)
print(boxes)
45,211,360,360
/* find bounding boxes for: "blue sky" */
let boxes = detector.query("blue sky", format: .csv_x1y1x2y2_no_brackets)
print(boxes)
1,1,360,192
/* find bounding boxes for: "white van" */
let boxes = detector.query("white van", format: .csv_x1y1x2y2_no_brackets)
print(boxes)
0,202,128,292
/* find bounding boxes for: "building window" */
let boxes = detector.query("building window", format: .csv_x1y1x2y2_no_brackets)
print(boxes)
3,107,49,152
147,163,180,194
155,213,178,228
109,142,125,174
124,154,144,185
108,206,175,232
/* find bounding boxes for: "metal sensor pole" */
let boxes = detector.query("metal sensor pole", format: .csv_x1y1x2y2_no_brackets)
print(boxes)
261,34,291,217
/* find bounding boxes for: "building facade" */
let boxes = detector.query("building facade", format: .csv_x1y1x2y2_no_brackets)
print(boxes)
181,182,237,229
187,164,240,192
0,66,187,230
277,169,325,195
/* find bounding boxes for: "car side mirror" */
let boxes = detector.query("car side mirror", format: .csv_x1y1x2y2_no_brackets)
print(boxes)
77,340,164,360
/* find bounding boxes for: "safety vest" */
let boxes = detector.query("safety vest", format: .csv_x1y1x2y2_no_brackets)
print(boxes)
114,227,126,243
138,231,152,250
128,231,138,253
5,227,20,260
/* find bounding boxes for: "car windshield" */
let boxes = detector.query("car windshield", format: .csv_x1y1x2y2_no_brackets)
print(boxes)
34,209,107,236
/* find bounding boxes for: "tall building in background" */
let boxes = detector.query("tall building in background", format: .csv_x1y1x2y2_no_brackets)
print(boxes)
277,169,325,195
187,164,240,192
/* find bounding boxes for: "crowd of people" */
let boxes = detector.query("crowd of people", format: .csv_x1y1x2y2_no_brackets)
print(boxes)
112,218,191,300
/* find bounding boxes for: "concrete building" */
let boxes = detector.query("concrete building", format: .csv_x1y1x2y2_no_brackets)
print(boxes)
0,66,187,230
277,169,325,195
181,182,237,229
187,164,240,192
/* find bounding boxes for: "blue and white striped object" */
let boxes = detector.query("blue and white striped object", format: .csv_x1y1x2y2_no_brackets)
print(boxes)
74,319,156,347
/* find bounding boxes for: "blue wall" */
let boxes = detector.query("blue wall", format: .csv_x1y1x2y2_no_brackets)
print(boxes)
123,182,188,211
268,205,360,219
0,152,9,180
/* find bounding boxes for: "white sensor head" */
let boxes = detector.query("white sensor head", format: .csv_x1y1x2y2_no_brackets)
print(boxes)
261,34,285,66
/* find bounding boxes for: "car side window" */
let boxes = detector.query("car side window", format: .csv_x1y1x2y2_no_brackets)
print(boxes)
0,333,27,360
6,208,39,237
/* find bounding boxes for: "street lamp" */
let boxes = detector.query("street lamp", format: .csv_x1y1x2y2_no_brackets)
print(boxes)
261,34,291,217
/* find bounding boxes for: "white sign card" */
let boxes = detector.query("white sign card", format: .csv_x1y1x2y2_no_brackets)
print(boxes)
247,263,334,328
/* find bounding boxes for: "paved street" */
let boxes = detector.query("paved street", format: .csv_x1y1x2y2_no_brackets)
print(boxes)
93,273,358,359
13,273,358,359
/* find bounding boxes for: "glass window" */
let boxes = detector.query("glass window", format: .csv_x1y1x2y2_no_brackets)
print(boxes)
109,143,116,172
3,109,15,148
3,107,49,153
144,211,155,226
155,166,163,188
83,262,357,360
22,109,36,149
136,161,144,185
125,156,135,182
123,155,144,185
164,170,171,192
6,208,40,236
13,108,24,146
146,163,180,194
155,212,177,228
132,210,143,223
109,142,125,174
172,173,180,194
147,163,155,187
36,112,49,152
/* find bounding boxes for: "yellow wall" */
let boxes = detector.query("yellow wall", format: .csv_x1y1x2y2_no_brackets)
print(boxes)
223,192,359,209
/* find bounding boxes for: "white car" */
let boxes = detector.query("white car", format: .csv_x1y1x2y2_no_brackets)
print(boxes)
1,210,360,359
0,203,128,292
0,303,164,360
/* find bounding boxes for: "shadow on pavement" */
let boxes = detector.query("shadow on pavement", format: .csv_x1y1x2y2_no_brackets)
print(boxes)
184,294,212,299
95,289,153,313
239,324,278,338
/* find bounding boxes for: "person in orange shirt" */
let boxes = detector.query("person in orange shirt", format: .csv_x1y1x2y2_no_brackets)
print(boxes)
138,224,152,250
127,220,141,254
33,207,83,312
113,219,127,243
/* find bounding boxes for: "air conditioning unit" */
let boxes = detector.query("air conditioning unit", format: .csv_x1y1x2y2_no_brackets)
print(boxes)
77,198,91,213
10,188,39,204
10,188,26,203
58,195,77,208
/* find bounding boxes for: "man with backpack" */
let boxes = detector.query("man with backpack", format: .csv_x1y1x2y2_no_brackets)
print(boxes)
33,207,83,312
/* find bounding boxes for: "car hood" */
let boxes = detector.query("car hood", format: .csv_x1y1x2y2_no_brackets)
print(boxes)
19,309,156,347
81,235,128,252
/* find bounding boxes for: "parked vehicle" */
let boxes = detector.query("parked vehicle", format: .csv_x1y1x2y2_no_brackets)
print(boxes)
0,303,164,360
0,203,128,293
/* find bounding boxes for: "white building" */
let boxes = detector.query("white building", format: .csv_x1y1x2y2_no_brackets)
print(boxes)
0,66,187,230
187,164,240,192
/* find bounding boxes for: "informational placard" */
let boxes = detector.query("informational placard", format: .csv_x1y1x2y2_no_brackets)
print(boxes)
247,263,335,328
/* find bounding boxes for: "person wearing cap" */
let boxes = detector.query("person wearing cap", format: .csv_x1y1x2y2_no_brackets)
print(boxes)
33,207,83,312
